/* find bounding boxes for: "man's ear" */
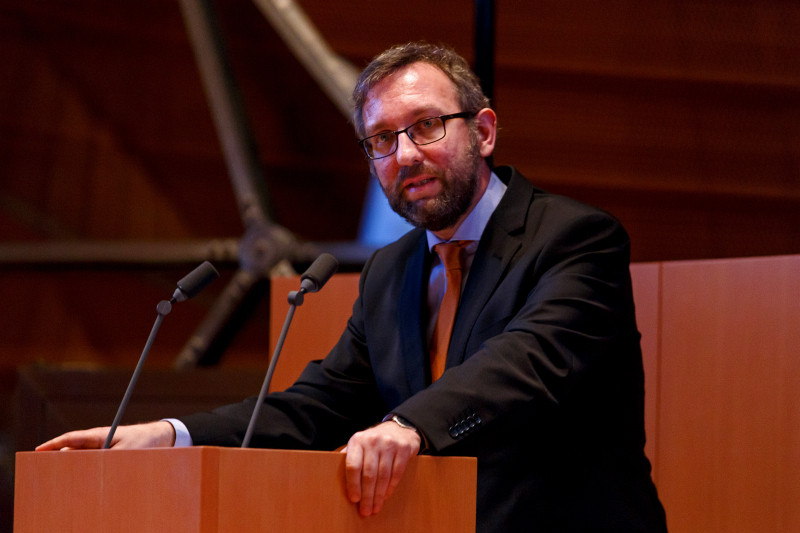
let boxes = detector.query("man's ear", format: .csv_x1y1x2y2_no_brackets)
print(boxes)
474,108,497,158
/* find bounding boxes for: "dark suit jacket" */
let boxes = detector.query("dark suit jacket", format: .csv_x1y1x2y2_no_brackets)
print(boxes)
181,166,667,532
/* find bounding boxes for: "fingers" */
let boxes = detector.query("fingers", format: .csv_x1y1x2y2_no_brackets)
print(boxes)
35,421,176,451
343,421,421,517
349,441,393,516
344,441,364,504
344,438,386,516
384,447,412,500
35,427,110,451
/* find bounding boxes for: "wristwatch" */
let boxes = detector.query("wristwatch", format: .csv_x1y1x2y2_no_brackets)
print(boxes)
388,414,417,431
384,413,428,453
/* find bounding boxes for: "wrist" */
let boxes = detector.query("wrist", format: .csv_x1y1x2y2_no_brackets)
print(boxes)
383,414,428,453
158,419,180,447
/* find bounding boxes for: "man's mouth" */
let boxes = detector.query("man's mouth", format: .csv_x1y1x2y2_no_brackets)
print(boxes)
393,166,444,202
407,177,433,188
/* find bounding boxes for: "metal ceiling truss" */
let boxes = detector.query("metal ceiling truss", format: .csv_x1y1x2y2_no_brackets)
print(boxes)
0,0,495,368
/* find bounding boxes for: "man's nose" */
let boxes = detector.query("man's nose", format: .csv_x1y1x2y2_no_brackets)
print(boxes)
394,132,423,166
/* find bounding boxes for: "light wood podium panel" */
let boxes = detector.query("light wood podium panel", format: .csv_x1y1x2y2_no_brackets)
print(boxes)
15,447,477,533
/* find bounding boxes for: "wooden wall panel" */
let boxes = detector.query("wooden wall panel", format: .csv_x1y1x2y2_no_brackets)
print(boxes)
2,0,799,256
0,1,243,240
301,0,800,260
0,268,270,368
657,255,800,532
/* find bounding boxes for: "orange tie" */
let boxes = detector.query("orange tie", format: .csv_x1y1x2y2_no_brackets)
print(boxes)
430,240,471,381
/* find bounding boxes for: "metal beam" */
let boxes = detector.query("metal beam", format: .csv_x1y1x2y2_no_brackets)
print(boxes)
250,0,359,118
179,0,274,227
0,240,239,268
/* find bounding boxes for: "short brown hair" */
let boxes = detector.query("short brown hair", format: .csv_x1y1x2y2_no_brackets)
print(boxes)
352,42,490,137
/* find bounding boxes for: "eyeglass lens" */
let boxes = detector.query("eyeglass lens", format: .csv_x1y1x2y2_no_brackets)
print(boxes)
364,117,447,159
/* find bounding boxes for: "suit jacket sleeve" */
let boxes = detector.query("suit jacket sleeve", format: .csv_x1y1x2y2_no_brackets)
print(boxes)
178,251,389,450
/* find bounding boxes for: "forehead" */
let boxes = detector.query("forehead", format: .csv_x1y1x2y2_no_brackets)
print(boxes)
362,62,460,131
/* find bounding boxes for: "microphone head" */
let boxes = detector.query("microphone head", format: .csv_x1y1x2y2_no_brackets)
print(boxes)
300,253,339,293
173,261,219,302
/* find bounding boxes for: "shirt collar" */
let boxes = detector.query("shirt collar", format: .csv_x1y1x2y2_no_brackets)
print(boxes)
426,171,507,250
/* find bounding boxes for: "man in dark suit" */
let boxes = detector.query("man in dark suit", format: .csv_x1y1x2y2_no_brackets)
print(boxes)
38,42,667,532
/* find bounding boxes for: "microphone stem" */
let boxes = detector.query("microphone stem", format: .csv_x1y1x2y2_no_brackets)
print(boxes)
242,301,297,448
103,300,172,449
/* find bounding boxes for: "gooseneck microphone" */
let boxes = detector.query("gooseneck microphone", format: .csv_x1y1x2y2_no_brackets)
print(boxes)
241,253,339,448
103,261,219,449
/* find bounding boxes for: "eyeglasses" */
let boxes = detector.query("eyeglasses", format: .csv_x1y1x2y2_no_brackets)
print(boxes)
358,111,475,160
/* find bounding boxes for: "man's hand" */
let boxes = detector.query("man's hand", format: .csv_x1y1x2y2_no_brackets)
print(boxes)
35,421,176,451
342,420,421,517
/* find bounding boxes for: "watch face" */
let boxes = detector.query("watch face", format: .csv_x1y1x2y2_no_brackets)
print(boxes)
392,415,415,430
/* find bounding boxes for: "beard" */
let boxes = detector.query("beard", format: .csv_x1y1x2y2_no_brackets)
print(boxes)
376,134,483,232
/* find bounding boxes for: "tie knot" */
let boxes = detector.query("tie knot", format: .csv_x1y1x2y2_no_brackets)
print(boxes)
434,240,472,271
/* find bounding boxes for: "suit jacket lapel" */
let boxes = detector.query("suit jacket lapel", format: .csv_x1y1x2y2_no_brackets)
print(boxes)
447,168,535,367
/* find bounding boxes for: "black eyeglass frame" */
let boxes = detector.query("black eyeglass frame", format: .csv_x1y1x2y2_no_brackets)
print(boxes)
357,111,476,160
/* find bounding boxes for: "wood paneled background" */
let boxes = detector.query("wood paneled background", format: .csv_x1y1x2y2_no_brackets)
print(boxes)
1,1,798,530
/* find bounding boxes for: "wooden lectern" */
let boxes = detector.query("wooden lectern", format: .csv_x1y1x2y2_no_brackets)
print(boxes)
15,447,476,532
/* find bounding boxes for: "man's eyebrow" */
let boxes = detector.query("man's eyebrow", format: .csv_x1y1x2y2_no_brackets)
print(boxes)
366,108,445,134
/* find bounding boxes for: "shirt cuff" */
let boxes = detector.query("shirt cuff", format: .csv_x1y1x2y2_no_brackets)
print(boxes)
163,418,193,447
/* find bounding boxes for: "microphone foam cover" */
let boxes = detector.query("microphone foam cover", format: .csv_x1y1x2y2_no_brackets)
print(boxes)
176,261,219,300
300,253,339,293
